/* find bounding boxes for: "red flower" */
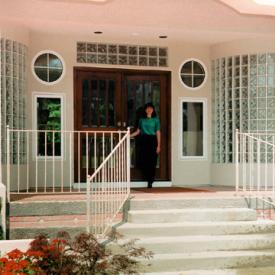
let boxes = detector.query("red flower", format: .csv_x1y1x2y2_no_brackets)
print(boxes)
6,249,23,260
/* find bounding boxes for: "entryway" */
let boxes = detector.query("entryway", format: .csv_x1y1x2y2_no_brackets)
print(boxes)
74,67,171,182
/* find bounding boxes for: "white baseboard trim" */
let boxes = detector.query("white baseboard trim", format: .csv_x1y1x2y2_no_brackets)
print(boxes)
130,181,172,188
73,181,172,189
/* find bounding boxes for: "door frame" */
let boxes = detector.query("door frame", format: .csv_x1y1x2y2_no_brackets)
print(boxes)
73,67,171,181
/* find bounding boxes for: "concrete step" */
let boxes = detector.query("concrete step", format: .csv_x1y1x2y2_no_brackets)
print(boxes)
116,220,275,237
10,200,86,216
140,250,275,272
143,266,275,275
125,233,275,253
127,208,257,223
129,197,250,210
9,213,122,239
9,214,86,239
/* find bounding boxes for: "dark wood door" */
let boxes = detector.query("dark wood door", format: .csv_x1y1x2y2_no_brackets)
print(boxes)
74,68,170,181
124,74,169,180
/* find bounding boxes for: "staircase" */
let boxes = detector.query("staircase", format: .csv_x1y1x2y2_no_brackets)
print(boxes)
8,195,87,239
115,196,275,274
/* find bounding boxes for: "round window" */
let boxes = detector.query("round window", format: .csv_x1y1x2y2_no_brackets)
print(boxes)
180,59,206,89
32,51,65,85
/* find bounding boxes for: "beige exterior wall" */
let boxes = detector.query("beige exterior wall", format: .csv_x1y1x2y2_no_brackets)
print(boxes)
25,32,212,187
1,22,215,188
0,22,30,46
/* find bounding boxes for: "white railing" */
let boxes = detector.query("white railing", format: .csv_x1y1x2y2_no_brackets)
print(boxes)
86,128,130,236
0,182,6,239
5,127,128,201
236,130,275,194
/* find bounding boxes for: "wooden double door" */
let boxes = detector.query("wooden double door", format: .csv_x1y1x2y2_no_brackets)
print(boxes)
74,67,171,181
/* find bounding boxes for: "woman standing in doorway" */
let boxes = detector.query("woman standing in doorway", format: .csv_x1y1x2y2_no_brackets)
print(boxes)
131,103,161,188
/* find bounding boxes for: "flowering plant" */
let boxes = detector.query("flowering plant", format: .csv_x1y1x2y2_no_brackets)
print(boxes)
0,231,152,274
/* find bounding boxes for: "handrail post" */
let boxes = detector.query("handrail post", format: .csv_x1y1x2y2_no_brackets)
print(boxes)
0,182,6,239
6,125,10,202
126,127,130,194
235,129,239,193
86,174,91,233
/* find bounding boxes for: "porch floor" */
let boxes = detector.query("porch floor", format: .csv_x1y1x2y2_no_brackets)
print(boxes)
10,185,236,202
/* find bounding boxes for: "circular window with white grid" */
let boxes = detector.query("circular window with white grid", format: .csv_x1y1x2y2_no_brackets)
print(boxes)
32,51,65,85
179,59,207,90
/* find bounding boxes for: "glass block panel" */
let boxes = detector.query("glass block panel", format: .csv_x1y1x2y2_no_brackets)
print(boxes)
98,44,107,53
87,54,97,63
129,46,137,55
87,43,97,53
77,53,86,63
267,53,275,64
258,65,266,75
159,58,167,67
250,54,257,65
159,48,167,57
98,54,107,64
139,56,147,66
108,55,117,65
119,55,127,65
149,47,157,56
268,76,275,87
258,53,266,64
77,42,86,52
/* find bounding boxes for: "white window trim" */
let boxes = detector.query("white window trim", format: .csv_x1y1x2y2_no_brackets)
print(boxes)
179,58,207,90
31,50,66,86
32,92,65,160
179,97,207,161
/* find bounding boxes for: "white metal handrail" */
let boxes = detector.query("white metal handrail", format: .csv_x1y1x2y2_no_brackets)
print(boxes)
0,182,6,239
236,129,275,194
5,127,128,201
86,128,130,236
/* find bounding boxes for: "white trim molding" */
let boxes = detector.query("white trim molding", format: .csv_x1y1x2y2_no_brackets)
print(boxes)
179,58,207,91
31,50,66,86
179,97,207,161
32,92,65,160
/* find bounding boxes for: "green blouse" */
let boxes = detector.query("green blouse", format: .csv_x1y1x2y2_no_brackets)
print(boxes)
138,117,160,135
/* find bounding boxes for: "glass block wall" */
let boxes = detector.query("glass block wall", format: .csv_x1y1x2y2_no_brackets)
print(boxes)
0,38,27,163
212,53,275,163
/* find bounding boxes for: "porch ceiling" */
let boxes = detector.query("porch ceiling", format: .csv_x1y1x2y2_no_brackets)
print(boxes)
1,0,275,44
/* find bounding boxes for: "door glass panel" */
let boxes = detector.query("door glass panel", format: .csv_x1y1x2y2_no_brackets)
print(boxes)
182,101,204,157
82,78,116,128
127,79,161,169
99,80,106,126
127,81,135,127
82,80,89,127
91,79,98,126
108,80,115,127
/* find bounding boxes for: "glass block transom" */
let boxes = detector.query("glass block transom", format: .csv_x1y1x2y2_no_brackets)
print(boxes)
212,53,275,164
76,42,168,67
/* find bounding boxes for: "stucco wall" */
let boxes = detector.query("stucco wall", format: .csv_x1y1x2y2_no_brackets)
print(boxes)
24,31,212,187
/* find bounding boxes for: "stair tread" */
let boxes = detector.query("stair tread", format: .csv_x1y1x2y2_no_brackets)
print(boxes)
146,249,275,260
129,208,255,214
127,233,275,244
119,219,275,228
143,266,275,275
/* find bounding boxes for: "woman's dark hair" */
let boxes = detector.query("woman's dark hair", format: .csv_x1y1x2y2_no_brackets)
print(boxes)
143,102,157,118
